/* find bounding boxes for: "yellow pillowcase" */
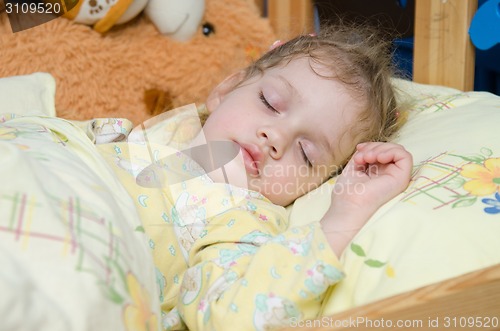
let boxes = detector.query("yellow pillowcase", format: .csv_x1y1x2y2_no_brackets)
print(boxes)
287,79,500,314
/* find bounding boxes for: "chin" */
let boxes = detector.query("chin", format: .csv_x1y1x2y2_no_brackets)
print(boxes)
202,151,249,188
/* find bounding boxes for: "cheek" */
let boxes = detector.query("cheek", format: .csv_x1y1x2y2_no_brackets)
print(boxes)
206,112,230,127
208,108,249,131
284,168,327,198
261,166,320,198
203,114,234,140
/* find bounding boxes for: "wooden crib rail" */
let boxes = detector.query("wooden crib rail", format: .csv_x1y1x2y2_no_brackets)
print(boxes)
281,264,500,331
263,0,479,91
267,0,314,40
413,0,478,91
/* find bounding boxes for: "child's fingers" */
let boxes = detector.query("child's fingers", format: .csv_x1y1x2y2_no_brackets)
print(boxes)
354,143,410,166
342,153,365,174
353,143,388,164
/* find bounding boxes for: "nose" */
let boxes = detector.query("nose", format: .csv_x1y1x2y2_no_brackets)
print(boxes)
257,126,289,159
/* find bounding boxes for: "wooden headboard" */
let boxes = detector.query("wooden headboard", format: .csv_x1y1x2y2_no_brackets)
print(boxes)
262,0,478,91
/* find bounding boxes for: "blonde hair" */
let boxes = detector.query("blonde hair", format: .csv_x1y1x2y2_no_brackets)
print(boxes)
239,23,405,168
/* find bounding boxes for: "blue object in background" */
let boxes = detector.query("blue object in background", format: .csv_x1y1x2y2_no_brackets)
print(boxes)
392,37,414,80
472,0,500,95
475,44,500,94
391,0,500,95
312,0,499,94
469,0,500,50
397,0,408,9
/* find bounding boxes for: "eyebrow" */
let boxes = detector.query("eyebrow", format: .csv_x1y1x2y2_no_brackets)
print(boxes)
275,74,337,170
276,75,300,101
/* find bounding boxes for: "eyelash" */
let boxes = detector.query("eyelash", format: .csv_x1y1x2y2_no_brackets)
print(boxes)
259,91,312,167
259,91,279,113
299,142,313,167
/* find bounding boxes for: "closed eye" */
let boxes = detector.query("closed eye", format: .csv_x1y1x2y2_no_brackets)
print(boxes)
299,142,313,167
259,91,279,114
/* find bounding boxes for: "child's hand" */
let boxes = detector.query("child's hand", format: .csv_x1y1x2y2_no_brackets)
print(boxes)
320,142,412,256
335,142,413,211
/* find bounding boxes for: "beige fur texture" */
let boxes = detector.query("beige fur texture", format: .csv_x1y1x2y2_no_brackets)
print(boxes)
0,0,276,125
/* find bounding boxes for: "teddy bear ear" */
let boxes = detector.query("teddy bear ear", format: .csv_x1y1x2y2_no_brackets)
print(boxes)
145,0,206,41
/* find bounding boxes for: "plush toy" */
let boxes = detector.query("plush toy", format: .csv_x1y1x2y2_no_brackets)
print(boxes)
62,0,149,34
65,0,205,41
144,0,205,41
0,0,276,125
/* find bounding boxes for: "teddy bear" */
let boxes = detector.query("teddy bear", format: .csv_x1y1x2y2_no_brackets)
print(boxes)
64,0,205,41
0,0,276,125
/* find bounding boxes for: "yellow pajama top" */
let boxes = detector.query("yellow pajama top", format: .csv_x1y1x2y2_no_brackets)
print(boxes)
97,140,344,331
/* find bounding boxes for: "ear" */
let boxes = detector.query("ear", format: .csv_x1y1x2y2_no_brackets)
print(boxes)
206,70,246,113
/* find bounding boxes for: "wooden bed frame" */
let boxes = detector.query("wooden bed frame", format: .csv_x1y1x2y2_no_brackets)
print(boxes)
257,1,500,329
262,0,477,91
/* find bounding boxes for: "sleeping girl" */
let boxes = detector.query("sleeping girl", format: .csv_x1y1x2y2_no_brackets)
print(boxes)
97,23,413,330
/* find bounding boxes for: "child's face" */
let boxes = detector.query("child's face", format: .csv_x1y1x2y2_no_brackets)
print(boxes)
202,57,362,206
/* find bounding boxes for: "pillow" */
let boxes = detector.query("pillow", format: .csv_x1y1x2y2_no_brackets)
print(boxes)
287,79,500,314
287,79,464,224
0,72,56,117
0,114,160,330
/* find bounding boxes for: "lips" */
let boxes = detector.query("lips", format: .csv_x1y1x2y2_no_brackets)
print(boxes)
238,143,261,176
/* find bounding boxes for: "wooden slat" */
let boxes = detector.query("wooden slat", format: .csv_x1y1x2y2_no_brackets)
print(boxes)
253,0,265,16
281,264,500,330
413,0,477,91
267,0,314,40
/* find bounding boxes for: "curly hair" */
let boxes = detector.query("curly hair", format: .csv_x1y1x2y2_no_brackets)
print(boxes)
237,23,406,169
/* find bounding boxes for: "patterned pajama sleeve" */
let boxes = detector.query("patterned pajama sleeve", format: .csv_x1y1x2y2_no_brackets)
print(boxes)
173,203,344,331
94,141,344,331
